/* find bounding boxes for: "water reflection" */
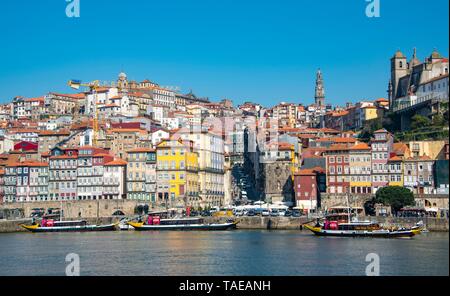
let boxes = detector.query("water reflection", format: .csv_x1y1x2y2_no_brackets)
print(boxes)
0,231,447,276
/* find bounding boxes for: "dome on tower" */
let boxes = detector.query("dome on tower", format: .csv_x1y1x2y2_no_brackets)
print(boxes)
430,49,443,59
393,50,405,58
118,72,127,80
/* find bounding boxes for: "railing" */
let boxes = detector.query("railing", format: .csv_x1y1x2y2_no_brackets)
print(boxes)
392,92,448,112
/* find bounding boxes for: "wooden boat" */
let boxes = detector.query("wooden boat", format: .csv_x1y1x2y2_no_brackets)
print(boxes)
20,219,118,233
118,218,133,231
304,220,423,238
128,217,238,231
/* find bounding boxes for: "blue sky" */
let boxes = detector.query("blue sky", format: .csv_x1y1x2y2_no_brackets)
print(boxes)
0,0,448,107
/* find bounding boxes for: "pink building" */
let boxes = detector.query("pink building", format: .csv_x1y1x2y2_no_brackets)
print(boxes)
294,167,325,214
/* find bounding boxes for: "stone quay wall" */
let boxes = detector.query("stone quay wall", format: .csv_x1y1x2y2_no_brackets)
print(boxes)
320,193,449,210
210,216,449,231
0,217,120,233
0,200,144,219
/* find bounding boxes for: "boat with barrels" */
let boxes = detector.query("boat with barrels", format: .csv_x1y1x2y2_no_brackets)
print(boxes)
20,219,118,233
127,215,238,231
304,211,423,238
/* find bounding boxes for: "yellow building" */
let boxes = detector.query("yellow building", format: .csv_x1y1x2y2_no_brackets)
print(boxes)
388,156,404,187
349,143,372,194
280,142,297,179
156,139,200,208
178,130,225,207
408,140,446,159
362,106,379,121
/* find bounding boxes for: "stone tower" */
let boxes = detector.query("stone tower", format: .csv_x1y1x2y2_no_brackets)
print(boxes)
315,69,325,107
390,50,408,106
117,71,129,89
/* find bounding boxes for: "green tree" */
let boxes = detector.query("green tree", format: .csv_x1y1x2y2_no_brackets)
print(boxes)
375,186,415,214
410,114,431,130
358,130,373,142
363,199,377,216
432,114,445,127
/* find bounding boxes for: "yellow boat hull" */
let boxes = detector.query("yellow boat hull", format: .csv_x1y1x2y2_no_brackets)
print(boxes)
303,224,422,238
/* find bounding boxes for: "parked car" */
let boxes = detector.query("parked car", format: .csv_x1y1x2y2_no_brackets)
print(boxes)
190,211,199,217
30,208,45,218
234,210,244,217
292,210,302,217
254,209,263,216
262,210,270,217
247,210,256,217
201,210,212,217
270,209,279,217
284,210,292,217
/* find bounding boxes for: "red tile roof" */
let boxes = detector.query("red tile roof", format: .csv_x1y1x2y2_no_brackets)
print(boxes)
350,143,371,150
105,159,128,166
127,148,155,153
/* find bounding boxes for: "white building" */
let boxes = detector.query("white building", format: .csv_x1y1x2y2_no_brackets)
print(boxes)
150,128,170,147
103,159,127,199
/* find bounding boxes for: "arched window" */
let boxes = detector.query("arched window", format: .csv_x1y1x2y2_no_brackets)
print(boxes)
399,61,403,68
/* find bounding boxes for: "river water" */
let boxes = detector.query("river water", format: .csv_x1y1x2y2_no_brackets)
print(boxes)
0,230,448,276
